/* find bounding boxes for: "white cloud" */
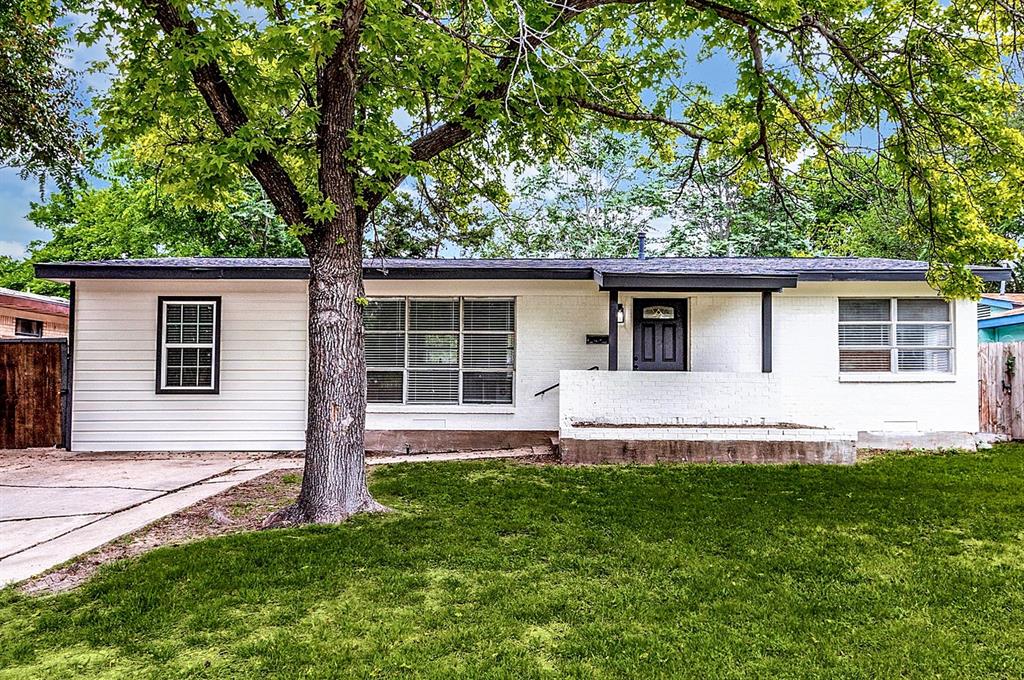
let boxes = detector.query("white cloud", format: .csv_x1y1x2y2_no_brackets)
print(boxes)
0,240,27,259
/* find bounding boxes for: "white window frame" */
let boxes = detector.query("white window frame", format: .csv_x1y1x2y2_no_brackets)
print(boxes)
838,297,955,375
365,297,516,406
157,297,221,394
14,318,43,337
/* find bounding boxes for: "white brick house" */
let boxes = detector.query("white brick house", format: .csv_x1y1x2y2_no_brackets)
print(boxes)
36,257,1007,463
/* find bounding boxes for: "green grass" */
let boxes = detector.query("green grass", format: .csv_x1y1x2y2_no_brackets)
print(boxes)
3,447,1024,678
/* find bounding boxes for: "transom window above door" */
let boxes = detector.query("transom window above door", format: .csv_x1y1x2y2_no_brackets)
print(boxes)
365,297,515,405
641,305,675,320
838,298,953,373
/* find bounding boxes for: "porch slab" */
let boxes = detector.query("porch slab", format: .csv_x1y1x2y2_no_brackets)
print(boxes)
856,431,977,451
560,437,856,465
566,426,856,442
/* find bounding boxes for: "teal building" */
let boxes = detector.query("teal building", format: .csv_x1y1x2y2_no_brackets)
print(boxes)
979,295,1024,343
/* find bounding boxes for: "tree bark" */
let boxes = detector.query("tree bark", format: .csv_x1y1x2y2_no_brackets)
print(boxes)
263,0,391,526
264,201,389,525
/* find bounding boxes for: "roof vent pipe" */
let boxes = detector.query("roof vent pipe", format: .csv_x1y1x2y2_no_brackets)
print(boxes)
637,232,647,260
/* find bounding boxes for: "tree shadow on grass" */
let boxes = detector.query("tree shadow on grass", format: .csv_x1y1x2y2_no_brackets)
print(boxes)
3,449,1024,677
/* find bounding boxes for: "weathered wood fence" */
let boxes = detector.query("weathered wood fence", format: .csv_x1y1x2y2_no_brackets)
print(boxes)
979,340,1024,438
0,339,68,449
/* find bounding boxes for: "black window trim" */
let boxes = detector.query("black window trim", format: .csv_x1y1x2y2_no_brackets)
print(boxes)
156,296,222,395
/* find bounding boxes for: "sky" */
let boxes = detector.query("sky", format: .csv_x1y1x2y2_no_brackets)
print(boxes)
0,20,738,258
0,12,112,259
0,168,54,258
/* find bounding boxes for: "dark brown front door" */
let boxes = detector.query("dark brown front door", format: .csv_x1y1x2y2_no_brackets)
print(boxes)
632,299,687,371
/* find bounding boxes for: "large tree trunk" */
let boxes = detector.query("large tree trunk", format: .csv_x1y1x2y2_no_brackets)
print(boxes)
265,204,389,526
262,0,382,526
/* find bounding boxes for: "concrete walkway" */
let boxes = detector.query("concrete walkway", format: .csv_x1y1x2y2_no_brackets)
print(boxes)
0,447,548,586
0,451,302,586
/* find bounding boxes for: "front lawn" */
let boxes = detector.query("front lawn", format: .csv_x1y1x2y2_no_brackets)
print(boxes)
3,447,1024,678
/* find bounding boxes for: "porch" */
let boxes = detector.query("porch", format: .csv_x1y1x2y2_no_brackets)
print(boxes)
556,370,857,465
598,271,785,373
552,272,860,463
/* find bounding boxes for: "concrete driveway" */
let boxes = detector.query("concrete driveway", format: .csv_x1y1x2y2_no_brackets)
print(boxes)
0,450,301,586
0,446,549,587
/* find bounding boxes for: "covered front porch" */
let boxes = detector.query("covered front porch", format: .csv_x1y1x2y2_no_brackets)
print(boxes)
561,268,856,464
597,269,787,373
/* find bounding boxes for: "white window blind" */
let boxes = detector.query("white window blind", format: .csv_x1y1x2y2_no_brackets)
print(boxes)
839,298,953,373
159,299,219,392
365,297,515,404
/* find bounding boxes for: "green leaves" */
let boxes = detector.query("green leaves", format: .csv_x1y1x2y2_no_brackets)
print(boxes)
0,161,305,294
0,0,92,190
79,0,1024,294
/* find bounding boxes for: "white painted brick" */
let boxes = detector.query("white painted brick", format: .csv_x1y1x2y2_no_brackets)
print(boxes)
561,283,978,442
72,277,979,452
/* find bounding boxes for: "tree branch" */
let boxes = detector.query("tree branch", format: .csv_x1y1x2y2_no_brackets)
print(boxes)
362,0,783,216
141,0,310,230
569,97,707,139
316,0,366,214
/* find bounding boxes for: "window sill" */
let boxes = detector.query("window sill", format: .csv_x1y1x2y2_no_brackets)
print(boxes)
839,373,956,383
368,404,516,415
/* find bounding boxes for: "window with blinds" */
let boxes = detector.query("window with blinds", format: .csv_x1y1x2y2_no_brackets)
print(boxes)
838,298,953,373
158,298,220,393
365,297,515,404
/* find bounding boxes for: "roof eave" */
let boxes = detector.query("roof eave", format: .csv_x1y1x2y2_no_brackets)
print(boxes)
596,273,798,291
979,313,1024,329
797,268,1010,282
980,296,1017,308
33,263,310,280
33,260,1012,284
364,266,592,280
0,293,70,317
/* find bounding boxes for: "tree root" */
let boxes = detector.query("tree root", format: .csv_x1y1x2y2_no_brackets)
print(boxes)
261,496,392,529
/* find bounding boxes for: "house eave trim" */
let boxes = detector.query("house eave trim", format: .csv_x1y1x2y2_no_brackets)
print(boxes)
798,269,1010,282
596,274,799,291
34,261,1011,283
33,264,311,280
978,313,1024,329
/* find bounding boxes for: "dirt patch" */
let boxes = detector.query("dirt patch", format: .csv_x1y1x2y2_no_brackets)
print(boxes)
19,469,303,596
16,453,555,596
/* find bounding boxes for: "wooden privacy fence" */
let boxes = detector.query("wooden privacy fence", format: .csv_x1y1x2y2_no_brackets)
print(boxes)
0,339,68,449
979,340,1024,439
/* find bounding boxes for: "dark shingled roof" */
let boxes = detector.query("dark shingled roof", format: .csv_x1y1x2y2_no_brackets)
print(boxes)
35,256,1010,283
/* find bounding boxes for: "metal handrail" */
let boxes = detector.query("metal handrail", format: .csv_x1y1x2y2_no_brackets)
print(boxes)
533,365,600,397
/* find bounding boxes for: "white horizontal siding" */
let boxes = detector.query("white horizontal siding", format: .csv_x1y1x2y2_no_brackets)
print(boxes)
71,280,308,451
69,276,979,452
74,399,302,412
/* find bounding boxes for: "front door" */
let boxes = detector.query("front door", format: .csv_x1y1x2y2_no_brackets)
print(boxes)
632,299,687,371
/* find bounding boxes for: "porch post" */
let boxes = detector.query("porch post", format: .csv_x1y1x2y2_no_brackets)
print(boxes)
761,290,773,373
608,290,619,371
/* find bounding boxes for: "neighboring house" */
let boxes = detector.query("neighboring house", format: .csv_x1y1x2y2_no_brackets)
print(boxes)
978,294,1024,343
0,287,70,339
35,257,1008,463
977,293,1024,319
